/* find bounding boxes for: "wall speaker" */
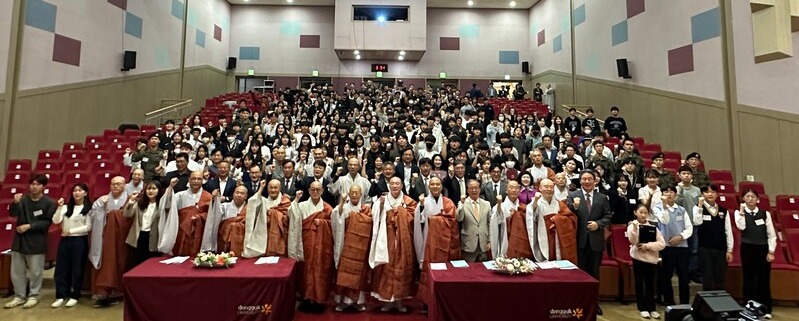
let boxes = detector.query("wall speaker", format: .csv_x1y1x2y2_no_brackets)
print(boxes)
227,57,237,70
616,58,631,79
522,61,530,74
122,51,137,71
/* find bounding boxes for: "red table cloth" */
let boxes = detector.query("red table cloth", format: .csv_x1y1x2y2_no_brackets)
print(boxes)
428,262,599,321
123,257,297,321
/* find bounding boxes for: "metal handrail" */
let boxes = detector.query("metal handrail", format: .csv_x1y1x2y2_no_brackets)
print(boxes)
145,99,194,125
560,104,605,125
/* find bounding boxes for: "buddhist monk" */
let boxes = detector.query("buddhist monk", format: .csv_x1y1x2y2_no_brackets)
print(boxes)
158,171,213,256
530,179,578,264
201,185,248,254
243,179,291,258
332,185,373,312
288,181,334,313
414,176,460,313
89,176,132,308
369,176,417,313
489,181,532,259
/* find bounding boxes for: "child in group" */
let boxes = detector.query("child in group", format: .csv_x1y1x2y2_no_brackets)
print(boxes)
692,184,733,291
627,204,666,319
653,185,693,306
51,183,93,308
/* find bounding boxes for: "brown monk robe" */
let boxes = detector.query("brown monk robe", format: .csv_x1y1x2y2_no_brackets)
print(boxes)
332,185,373,311
506,202,532,259
532,179,579,264
215,186,249,254
89,177,134,306
238,180,291,258
288,182,334,312
489,181,533,259
369,177,418,313
157,171,213,256
545,201,578,264
414,177,461,307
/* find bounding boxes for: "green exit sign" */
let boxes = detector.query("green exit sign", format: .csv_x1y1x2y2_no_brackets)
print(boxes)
312,70,319,77
247,69,254,76
439,72,447,79
376,71,383,78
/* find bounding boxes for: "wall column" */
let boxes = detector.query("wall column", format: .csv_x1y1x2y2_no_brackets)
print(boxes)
0,0,25,177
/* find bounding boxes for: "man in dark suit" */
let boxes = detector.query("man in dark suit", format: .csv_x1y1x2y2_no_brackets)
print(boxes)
408,158,434,201
280,160,298,201
480,164,508,208
242,164,265,198
394,147,419,194
368,162,395,201
219,129,244,159
296,160,334,205
541,135,561,172
208,115,229,140
203,161,236,202
157,120,177,150
444,161,468,208
566,169,612,315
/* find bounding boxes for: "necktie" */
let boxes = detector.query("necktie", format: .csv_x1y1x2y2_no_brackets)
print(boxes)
495,183,500,197
586,193,592,210
285,178,290,188
459,178,465,196
473,200,480,221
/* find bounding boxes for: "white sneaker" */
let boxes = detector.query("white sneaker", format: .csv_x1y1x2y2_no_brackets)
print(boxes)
640,311,651,318
65,299,78,307
650,311,661,319
22,297,39,308
4,298,25,309
764,314,772,320
51,299,64,308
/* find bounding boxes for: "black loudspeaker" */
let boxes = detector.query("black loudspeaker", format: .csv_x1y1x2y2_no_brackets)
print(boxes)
522,61,530,74
122,51,136,71
227,57,237,69
691,291,742,321
665,304,692,321
616,58,631,79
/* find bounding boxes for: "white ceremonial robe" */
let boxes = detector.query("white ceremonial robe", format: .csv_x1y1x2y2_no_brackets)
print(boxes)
287,199,324,261
488,198,520,259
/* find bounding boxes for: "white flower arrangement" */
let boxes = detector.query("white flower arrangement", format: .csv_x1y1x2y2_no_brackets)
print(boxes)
193,251,237,268
494,256,537,275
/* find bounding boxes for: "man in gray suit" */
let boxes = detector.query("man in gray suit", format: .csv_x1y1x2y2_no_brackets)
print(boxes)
481,164,507,208
280,160,298,201
456,180,491,262
566,169,612,316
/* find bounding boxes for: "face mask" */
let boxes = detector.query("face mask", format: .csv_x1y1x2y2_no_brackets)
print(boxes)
584,130,592,135
498,117,505,122
369,129,377,134
173,148,181,154
227,136,236,143
202,138,210,143
505,161,515,168
426,142,435,149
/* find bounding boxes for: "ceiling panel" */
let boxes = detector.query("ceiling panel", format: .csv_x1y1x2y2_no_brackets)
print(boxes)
226,0,539,9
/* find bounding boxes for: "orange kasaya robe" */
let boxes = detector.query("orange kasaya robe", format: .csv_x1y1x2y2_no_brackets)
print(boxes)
92,209,133,296
266,195,292,257
301,203,334,303
218,205,247,254
544,201,578,264
417,197,461,305
335,205,373,299
174,192,213,256
506,203,533,259
371,197,418,301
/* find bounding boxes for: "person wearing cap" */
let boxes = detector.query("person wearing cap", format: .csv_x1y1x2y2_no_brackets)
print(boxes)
604,106,627,138
650,152,676,189
685,152,709,188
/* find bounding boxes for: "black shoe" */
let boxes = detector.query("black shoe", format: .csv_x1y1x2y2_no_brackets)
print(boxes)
297,300,313,313
421,304,428,314
93,299,110,308
309,302,326,314
596,306,603,315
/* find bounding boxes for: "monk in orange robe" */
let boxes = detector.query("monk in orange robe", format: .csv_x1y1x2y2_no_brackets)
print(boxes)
414,176,461,312
158,171,212,256
288,181,334,313
89,176,134,308
232,180,291,258
332,185,373,312
369,176,417,313
489,181,532,259
530,179,578,264
204,185,248,254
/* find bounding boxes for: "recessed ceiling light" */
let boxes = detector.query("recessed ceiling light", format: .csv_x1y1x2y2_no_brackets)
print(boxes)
243,0,250,2
398,56,404,61
287,0,293,3
377,15,386,22
399,51,406,56
467,0,474,6
354,50,360,55
509,1,516,7
355,55,361,60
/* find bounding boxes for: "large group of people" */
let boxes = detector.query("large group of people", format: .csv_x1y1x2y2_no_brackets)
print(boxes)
4,81,776,319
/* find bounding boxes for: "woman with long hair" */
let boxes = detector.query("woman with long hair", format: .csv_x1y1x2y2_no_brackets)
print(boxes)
51,183,93,308
124,181,164,267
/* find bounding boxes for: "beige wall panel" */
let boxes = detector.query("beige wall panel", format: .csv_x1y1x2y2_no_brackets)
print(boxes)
737,112,782,194
8,67,227,161
777,119,799,194
531,71,574,108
